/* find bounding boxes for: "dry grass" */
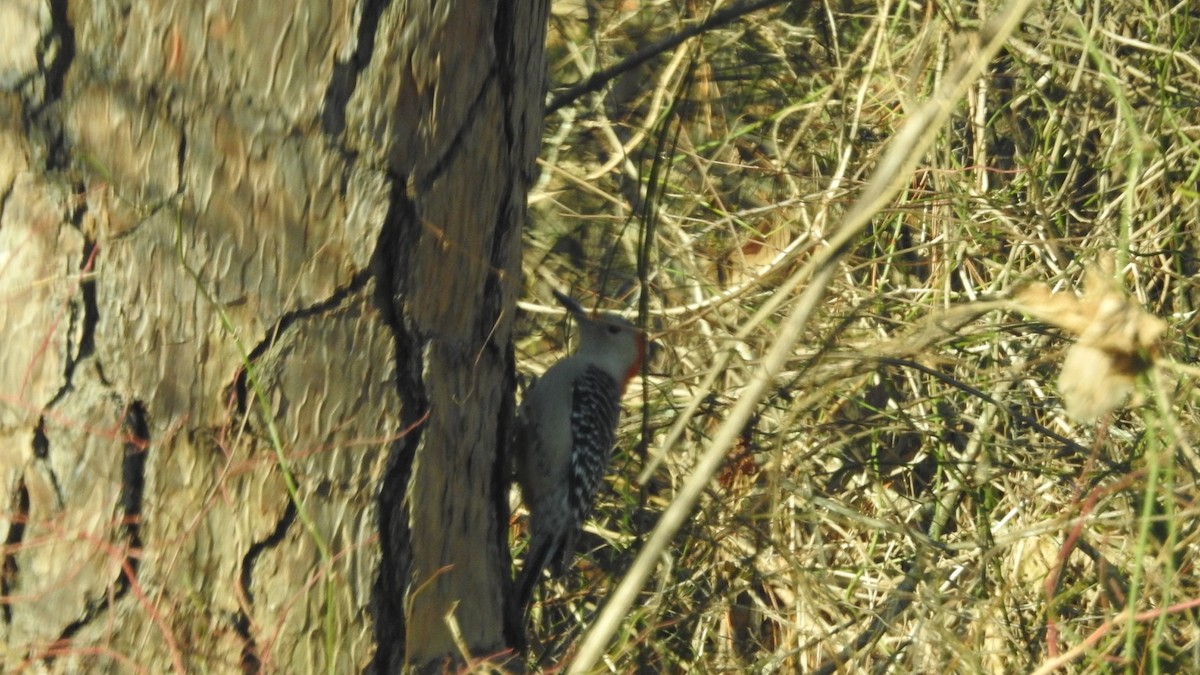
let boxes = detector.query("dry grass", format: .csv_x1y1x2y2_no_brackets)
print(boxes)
514,0,1200,672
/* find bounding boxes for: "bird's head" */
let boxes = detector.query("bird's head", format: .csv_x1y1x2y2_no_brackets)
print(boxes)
554,289,647,390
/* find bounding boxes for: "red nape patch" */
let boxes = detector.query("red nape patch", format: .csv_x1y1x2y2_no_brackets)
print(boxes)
620,334,646,391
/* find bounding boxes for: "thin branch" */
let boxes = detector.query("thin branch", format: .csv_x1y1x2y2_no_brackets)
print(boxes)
546,0,790,114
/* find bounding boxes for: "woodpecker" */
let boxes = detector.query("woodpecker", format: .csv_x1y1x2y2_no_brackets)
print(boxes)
512,290,646,621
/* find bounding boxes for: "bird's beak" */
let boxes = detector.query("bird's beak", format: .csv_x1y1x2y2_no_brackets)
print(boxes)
552,289,586,318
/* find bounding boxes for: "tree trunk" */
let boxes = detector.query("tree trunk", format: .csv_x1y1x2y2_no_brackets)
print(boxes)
0,1,547,672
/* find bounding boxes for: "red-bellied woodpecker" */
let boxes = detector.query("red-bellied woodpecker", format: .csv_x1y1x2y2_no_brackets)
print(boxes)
512,290,646,620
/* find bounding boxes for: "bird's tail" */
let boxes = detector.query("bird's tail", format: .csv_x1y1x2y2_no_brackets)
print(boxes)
514,529,560,620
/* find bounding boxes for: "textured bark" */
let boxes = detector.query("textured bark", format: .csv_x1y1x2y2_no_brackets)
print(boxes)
0,1,546,672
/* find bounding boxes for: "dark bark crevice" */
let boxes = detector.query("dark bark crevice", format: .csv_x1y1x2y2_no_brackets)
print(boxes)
322,0,394,140
41,0,75,105
72,239,99,367
60,189,98,384
233,500,297,675
231,268,374,416
51,400,148,660
492,1,546,648
30,0,76,172
32,418,50,460
118,401,148,560
412,69,500,194
30,418,65,508
368,174,428,674
0,479,30,626
175,127,188,197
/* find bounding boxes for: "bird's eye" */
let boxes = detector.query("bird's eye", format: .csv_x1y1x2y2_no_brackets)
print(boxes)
607,325,621,335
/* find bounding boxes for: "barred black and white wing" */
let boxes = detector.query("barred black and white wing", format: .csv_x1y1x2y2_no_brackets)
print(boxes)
552,365,622,573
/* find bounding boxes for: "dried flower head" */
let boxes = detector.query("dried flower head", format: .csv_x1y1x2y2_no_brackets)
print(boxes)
1014,257,1166,422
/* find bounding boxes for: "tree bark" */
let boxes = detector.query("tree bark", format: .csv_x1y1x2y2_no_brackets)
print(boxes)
0,1,547,672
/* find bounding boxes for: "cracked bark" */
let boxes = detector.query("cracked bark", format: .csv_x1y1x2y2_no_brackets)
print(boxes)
0,1,548,672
